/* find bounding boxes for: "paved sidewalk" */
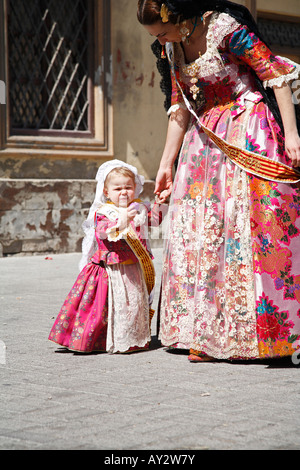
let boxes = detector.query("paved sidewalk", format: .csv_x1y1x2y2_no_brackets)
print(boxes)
0,248,299,451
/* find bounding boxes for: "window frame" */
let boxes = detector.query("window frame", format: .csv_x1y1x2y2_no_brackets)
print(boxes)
0,0,112,157
8,0,95,138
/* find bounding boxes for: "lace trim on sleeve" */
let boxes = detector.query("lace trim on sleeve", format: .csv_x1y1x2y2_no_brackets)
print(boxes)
107,227,129,242
167,102,187,116
212,13,241,52
262,57,300,89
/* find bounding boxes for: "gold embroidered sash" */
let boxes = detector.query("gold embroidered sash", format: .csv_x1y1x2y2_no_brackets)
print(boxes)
201,124,300,183
126,225,155,295
126,226,156,326
166,44,300,184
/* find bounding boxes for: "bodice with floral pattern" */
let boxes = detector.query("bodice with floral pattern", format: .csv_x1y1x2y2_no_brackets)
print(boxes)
169,12,300,117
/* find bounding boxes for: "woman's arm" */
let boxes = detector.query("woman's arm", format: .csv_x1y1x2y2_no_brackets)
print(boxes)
226,24,300,167
155,107,190,201
273,84,300,167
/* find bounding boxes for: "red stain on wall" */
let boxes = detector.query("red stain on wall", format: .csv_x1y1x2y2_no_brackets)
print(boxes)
117,49,122,64
116,49,155,88
148,71,155,87
135,74,144,86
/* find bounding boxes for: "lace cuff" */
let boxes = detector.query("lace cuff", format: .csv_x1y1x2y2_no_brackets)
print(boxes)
106,209,129,241
263,58,300,89
107,225,129,242
167,102,187,116
132,204,148,227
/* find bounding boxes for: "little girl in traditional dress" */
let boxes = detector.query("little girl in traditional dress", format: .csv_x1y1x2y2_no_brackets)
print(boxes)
48,160,166,354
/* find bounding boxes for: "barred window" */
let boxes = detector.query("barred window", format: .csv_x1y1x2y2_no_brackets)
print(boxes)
7,0,94,137
257,17,300,62
257,18,300,49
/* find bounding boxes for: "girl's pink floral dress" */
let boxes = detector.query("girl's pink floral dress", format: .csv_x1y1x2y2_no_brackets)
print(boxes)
49,201,162,353
159,12,300,359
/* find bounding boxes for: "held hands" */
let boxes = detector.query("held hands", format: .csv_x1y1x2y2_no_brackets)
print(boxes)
155,190,170,204
154,166,173,203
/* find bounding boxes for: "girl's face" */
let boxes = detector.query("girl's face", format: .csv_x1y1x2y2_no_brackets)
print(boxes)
143,21,181,45
104,174,136,207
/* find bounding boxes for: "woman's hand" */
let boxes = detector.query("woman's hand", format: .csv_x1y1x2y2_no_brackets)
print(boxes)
153,107,190,203
155,165,173,203
285,131,300,168
273,84,300,168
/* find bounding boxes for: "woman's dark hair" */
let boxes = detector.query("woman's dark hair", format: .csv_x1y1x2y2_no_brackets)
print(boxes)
137,0,300,132
137,0,168,24
137,0,261,33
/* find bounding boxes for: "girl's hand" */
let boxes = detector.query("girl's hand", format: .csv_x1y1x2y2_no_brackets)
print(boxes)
285,131,300,168
155,190,170,204
126,206,137,221
117,206,137,231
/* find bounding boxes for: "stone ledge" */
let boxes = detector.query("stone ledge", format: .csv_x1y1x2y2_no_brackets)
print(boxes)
0,179,163,256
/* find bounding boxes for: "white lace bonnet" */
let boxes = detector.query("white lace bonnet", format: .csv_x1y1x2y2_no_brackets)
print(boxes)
79,159,145,271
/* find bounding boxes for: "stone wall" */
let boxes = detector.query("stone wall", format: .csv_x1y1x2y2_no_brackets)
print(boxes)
0,179,157,257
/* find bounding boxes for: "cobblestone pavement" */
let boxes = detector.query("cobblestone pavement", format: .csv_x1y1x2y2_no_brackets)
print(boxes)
0,249,299,451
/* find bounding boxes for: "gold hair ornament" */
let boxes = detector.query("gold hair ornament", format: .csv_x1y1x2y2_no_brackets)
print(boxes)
160,3,169,23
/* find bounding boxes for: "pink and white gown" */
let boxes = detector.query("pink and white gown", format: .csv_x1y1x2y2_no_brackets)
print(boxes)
158,12,300,359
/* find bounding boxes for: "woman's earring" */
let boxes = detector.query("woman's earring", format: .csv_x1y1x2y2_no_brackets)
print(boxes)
179,20,190,43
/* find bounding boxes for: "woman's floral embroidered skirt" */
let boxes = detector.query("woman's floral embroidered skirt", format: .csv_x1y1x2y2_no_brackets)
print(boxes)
159,101,300,359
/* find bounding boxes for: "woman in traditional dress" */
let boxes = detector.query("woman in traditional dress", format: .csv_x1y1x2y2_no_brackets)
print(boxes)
137,0,300,362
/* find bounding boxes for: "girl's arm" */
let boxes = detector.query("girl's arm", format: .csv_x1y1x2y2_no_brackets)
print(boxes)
95,214,116,240
155,107,190,201
273,84,300,167
148,199,169,227
95,208,137,241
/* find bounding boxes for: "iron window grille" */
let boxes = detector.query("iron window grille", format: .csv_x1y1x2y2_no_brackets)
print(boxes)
7,0,94,137
257,18,300,49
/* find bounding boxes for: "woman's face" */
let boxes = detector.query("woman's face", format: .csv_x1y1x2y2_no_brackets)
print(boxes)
143,21,181,45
